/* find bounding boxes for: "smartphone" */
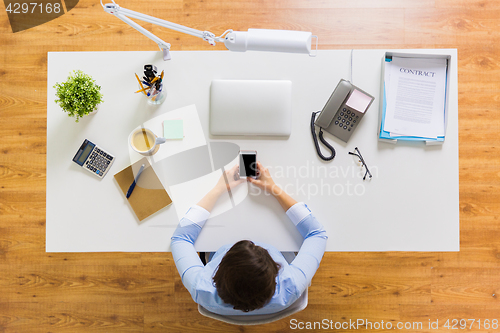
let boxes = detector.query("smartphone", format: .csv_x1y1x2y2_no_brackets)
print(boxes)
239,150,257,178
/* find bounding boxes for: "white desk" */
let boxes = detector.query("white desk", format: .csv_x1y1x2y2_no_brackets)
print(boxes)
46,49,459,252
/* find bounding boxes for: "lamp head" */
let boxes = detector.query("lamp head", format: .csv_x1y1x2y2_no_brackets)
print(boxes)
223,29,316,56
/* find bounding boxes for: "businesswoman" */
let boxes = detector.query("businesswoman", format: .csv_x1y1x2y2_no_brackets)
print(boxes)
171,162,328,315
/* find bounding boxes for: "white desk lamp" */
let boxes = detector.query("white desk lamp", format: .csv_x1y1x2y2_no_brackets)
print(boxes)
101,1,318,61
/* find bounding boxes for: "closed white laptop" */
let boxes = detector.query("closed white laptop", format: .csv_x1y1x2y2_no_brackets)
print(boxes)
210,80,292,136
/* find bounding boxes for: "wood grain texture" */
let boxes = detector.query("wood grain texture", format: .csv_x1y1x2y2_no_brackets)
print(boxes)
0,0,499,331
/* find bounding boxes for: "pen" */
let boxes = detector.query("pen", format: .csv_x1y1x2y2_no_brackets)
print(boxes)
126,164,145,199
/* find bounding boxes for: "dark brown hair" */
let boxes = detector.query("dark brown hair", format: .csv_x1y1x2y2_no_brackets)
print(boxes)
212,240,281,312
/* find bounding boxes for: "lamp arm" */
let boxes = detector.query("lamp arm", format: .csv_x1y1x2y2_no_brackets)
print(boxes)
113,13,171,50
114,7,207,40
102,1,221,51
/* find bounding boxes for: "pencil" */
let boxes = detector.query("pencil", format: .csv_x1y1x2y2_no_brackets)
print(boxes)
135,86,149,94
135,73,147,95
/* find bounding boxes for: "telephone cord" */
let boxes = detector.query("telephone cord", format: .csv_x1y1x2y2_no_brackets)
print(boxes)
310,111,336,161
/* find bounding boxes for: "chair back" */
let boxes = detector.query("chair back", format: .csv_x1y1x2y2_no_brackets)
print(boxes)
198,288,308,325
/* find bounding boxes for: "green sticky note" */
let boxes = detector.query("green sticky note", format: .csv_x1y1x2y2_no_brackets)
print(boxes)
163,119,184,139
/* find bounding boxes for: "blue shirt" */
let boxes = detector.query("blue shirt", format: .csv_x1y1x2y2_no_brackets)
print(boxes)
171,202,328,315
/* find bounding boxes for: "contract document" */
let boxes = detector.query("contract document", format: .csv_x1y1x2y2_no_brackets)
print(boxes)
384,57,447,138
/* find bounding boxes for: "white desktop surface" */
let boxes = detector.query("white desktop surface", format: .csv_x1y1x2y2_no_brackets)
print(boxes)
46,49,459,252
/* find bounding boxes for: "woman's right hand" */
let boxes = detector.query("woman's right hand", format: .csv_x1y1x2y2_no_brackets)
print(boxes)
248,162,279,195
248,161,297,211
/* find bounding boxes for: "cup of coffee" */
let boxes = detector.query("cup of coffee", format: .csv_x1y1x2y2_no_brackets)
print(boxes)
129,128,166,156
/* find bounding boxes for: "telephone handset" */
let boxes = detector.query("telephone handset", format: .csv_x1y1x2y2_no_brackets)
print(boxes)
311,79,375,161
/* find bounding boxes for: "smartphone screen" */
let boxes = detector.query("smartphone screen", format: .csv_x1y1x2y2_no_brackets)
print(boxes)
239,151,257,178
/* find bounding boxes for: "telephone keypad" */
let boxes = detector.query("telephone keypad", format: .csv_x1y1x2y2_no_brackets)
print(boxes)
335,107,359,132
326,104,366,143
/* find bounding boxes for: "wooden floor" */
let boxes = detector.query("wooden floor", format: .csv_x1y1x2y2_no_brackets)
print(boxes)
0,0,499,332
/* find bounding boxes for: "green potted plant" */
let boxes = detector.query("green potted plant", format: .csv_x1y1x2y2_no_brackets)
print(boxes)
54,70,104,122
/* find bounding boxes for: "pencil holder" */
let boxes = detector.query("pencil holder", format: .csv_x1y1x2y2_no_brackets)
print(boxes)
135,66,167,105
144,82,167,105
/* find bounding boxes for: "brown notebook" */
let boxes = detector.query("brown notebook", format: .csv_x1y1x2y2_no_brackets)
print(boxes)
114,157,172,221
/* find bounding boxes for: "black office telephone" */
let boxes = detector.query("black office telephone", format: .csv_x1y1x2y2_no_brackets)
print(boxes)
311,79,375,161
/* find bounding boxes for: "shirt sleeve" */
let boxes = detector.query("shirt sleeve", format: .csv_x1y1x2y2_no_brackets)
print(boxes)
171,205,211,299
285,202,328,293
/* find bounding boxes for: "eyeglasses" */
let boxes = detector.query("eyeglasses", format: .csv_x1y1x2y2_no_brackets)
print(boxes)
348,147,372,180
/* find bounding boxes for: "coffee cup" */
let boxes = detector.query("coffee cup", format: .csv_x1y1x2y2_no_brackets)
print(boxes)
129,128,166,156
